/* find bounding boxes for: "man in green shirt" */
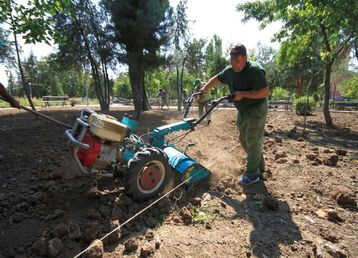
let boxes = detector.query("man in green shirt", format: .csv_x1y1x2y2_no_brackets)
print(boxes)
200,43,269,185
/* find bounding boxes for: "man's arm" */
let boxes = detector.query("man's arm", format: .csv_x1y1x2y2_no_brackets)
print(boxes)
200,76,220,93
0,82,20,108
234,86,269,101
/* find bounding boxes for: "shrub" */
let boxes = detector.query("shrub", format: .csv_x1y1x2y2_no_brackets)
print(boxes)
293,96,317,115
271,87,290,100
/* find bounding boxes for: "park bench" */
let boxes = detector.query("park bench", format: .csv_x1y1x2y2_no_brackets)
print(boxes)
42,96,69,107
333,102,358,111
113,97,132,105
268,100,292,111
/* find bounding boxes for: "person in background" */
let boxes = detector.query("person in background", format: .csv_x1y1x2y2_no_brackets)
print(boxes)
194,79,211,125
0,82,20,108
157,89,169,110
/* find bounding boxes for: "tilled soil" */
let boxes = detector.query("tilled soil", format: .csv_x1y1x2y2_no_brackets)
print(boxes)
0,106,357,258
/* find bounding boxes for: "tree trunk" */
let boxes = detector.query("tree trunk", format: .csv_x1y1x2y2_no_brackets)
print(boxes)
142,72,150,111
176,64,181,111
76,19,109,111
100,59,111,111
323,62,333,127
179,57,186,111
10,12,36,110
128,52,145,119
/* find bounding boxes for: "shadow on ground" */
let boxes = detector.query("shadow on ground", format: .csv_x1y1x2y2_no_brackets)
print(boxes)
209,181,302,258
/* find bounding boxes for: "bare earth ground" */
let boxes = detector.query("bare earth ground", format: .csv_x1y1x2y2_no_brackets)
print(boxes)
0,106,357,258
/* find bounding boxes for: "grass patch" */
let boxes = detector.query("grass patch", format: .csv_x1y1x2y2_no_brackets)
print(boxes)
0,97,99,108
190,207,219,224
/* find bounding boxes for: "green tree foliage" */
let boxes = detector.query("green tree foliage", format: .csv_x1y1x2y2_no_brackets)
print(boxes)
0,27,13,64
254,42,284,89
11,54,94,98
271,87,289,100
238,0,358,126
294,96,317,116
339,76,358,99
0,0,69,110
172,0,190,111
102,0,174,118
53,0,114,111
113,73,132,99
185,38,207,77
205,35,227,78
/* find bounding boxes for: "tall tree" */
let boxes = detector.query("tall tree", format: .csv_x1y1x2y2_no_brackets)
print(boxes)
276,36,324,96
238,0,358,126
54,0,114,111
103,0,174,118
205,35,227,78
0,0,67,109
185,38,206,78
173,0,189,111
204,35,227,96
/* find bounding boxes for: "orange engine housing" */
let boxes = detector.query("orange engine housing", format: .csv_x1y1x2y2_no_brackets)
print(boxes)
77,133,102,168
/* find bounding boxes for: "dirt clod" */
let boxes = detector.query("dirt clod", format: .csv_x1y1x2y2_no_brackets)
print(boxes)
145,230,155,241
140,242,155,257
48,238,63,257
327,210,344,223
54,223,68,238
68,222,82,240
155,240,161,249
85,239,103,258
276,158,288,164
324,155,339,167
306,153,318,161
82,221,100,243
180,207,192,225
336,149,347,156
124,239,138,253
336,193,356,209
275,151,287,160
191,197,202,206
31,238,47,256
104,220,121,245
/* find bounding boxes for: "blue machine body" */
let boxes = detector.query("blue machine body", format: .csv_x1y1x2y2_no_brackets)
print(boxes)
148,118,211,185
121,116,137,131
163,146,210,184
121,149,134,163
149,118,195,148
119,117,210,185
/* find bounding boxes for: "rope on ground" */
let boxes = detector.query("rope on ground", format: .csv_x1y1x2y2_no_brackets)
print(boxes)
72,175,192,258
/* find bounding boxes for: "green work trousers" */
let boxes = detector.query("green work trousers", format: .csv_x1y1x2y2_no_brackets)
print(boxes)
160,98,168,109
198,102,211,121
236,99,268,177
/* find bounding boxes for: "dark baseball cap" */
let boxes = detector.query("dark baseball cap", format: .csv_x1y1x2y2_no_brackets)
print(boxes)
230,43,247,58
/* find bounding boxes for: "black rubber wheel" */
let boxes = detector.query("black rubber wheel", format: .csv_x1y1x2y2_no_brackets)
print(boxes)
126,147,172,201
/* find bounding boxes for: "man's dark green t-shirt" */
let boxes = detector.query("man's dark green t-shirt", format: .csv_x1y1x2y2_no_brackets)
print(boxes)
217,61,267,110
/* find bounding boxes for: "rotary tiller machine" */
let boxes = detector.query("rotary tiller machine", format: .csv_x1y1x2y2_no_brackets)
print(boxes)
65,94,230,201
